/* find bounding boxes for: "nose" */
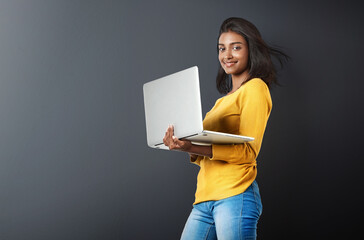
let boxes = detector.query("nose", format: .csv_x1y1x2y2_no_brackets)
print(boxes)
223,50,233,60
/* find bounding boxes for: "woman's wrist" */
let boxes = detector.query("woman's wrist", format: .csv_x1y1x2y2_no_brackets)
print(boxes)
187,144,212,158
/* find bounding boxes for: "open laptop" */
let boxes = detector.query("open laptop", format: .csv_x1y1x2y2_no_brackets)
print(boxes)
143,66,254,150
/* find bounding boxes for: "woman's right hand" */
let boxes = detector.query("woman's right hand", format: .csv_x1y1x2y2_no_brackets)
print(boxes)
163,125,212,158
163,125,192,151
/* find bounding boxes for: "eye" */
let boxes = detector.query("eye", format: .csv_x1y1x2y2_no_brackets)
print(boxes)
233,46,241,50
218,47,225,52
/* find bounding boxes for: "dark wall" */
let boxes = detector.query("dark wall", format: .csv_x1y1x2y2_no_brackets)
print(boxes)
0,0,363,239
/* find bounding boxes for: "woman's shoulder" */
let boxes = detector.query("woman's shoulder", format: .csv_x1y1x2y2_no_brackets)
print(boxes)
239,78,271,101
243,78,268,90
219,78,269,101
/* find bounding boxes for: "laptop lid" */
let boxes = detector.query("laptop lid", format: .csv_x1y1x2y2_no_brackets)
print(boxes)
143,66,203,148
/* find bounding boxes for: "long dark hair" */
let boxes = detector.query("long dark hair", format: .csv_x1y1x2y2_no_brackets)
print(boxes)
216,17,289,94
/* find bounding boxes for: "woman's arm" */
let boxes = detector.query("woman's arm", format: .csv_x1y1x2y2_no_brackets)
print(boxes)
209,80,272,164
186,144,212,158
163,125,212,158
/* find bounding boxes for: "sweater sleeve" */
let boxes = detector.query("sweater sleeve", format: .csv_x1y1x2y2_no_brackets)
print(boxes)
190,155,202,166
209,80,272,164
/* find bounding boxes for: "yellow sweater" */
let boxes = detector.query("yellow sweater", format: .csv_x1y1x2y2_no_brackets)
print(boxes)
191,78,272,205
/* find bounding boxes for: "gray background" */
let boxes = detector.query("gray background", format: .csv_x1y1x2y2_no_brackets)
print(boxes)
1,0,363,239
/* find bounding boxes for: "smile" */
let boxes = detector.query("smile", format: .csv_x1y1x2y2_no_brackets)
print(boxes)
224,61,237,67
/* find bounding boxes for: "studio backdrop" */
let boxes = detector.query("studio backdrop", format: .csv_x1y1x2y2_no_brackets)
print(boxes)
0,0,363,239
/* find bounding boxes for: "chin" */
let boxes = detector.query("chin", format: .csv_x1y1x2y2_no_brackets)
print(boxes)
224,67,246,76
224,69,237,75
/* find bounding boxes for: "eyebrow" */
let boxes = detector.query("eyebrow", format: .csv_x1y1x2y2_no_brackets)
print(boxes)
218,42,244,46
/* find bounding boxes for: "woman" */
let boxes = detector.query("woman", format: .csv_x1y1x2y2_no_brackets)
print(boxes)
163,17,288,240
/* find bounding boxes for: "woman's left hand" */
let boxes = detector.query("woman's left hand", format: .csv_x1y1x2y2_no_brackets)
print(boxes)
163,125,192,151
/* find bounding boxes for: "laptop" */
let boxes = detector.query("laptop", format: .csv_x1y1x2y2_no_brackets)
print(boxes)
143,66,254,150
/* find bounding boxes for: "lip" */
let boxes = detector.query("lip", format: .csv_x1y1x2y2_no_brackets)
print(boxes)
224,61,237,68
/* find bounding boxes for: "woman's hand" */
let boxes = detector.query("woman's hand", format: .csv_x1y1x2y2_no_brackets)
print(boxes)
163,125,192,151
163,125,212,158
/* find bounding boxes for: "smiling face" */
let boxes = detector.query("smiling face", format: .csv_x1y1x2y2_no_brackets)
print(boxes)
218,31,249,78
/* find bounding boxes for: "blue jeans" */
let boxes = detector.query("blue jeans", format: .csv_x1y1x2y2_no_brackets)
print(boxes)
180,181,263,240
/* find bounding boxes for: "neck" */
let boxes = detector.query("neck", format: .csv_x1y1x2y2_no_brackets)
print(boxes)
230,70,249,93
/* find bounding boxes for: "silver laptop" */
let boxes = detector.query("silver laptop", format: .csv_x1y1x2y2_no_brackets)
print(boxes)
143,66,254,150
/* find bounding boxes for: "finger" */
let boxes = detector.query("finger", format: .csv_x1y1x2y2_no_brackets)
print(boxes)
169,143,175,150
167,137,177,150
169,140,176,150
164,126,171,143
164,129,168,140
170,143,181,151
163,136,168,146
173,137,192,151
171,125,174,136
165,127,173,146
169,125,175,138
165,125,177,148
166,125,172,139
172,136,179,144
172,136,184,148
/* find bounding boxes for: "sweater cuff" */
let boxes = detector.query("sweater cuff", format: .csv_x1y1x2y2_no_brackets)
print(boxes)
209,144,226,161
